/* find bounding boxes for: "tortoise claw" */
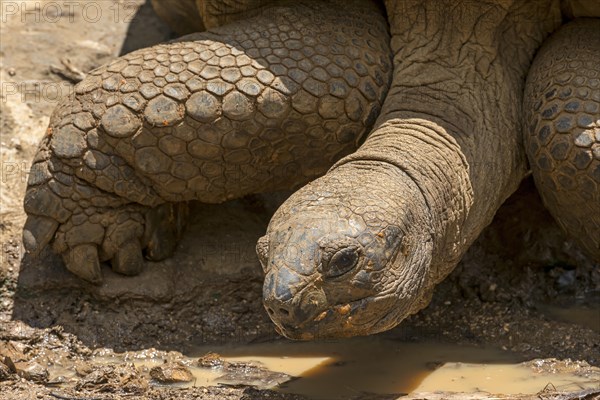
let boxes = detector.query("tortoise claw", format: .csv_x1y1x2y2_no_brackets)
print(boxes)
112,240,144,276
145,226,179,261
64,244,103,284
22,216,59,257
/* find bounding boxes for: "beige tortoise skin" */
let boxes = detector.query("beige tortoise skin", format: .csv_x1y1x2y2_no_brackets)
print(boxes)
23,0,599,340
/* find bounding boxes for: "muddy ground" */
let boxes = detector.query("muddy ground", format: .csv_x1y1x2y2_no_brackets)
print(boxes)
0,1,599,399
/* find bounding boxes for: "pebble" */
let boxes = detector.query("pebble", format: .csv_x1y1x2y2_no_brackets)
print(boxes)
15,361,49,383
149,362,193,383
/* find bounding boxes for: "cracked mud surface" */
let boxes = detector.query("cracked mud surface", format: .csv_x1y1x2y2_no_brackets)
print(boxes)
1,1,599,399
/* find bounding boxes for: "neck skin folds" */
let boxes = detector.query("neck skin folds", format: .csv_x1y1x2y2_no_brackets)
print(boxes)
334,0,562,281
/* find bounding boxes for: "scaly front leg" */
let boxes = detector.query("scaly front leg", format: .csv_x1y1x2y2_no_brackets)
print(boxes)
23,0,391,283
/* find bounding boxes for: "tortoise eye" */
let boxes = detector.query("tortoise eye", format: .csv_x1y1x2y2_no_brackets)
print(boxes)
322,247,359,278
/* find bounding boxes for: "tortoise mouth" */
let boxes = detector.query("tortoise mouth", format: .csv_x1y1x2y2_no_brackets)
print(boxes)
268,296,384,340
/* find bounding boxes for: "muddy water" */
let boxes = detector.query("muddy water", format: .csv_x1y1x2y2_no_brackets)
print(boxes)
192,339,598,398
77,338,600,399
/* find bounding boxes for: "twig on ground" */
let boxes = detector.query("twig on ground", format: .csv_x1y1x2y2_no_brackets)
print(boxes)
49,58,86,83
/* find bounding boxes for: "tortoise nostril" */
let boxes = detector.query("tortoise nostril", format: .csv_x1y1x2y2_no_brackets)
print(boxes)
279,308,290,316
266,307,274,315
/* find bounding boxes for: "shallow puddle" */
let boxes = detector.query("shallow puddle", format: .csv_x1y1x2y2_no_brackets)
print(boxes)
189,339,598,398
68,337,600,399
414,362,597,395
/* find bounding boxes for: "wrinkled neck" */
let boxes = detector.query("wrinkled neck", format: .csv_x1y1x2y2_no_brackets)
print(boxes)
382,0,561,135
333,0,563,280
333,120,468,282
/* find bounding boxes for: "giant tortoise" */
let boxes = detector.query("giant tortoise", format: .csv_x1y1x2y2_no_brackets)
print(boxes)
22,0,600,339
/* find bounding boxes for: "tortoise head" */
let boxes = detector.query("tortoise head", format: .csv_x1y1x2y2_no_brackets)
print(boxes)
257,162,434,339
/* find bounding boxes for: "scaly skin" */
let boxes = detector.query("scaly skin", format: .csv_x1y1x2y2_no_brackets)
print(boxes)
260,0,572,339
152,0,274,34
524,19,600,260
23,0,391,283
23,0,600,339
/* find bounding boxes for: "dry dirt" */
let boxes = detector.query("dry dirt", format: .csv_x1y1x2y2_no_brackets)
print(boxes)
0,1,599,399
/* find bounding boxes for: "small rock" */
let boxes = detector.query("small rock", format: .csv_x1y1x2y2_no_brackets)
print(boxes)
0,341,27,363
527,358,595,375
197,352,224,369
5,321,37,341
3,356,16,372
219,363,292,389
74,360,94,377
76,364,148,394
15,361,49,383
0,359,12,380
149,361,193,383
46,375,69,385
